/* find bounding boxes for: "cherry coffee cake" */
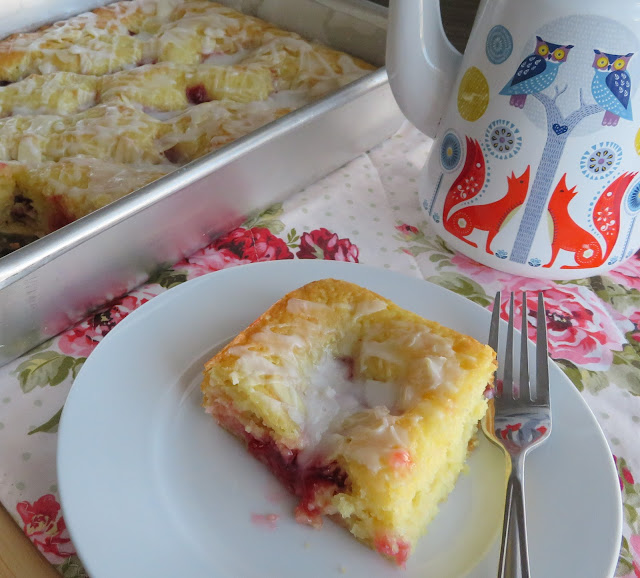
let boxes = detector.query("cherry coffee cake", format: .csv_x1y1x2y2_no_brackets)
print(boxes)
201,279,496,566
0,0,374,241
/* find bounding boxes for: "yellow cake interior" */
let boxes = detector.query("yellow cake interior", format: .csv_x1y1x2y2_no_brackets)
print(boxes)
201,278,496,566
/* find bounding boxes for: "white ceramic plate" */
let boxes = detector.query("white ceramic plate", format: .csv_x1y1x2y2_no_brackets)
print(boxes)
58,260,622,578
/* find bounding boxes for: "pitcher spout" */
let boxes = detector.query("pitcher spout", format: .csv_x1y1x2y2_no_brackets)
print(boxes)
386,0,463,138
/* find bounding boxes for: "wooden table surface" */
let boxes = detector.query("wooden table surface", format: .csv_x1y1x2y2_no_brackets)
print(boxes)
0,1,478,575
0,504,59,577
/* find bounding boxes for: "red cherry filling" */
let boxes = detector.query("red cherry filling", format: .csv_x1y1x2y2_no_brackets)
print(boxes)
48,195,74,232
247,436,299,494
247,436,349,527
374,535,411,567
212,404,349,527
162,145,182,164
294,462,349,527
9,194,36,223
388,449,414,471
338,356,355,380
186,84,211,105
136,58,157,67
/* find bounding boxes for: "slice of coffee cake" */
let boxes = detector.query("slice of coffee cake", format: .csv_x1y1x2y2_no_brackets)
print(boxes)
201,278,496,566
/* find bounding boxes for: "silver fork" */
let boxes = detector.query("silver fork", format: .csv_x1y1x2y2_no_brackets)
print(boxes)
483,291,552,578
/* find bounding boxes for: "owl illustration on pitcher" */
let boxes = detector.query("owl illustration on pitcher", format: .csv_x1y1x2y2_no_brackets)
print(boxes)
591,50,634,125
499,36,574,108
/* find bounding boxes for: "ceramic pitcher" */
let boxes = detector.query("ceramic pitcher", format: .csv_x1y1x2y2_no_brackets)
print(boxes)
386,0,640,279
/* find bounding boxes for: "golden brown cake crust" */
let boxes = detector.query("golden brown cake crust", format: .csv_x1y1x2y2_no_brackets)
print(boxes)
0,0,375,241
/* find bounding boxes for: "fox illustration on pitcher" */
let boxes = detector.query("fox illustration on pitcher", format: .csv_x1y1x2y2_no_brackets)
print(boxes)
386,1,640,279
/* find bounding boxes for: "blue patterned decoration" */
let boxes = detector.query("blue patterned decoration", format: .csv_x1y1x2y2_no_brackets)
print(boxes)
591,59,633,124
440,131,463,172
621,179,640,259
432,213,441,224
580,141,622,180
427,173,444,216
486,25,513,65
495,249,508,259
626,177,640,214
528,258,542,267
484,120,522,160
552,123,568,135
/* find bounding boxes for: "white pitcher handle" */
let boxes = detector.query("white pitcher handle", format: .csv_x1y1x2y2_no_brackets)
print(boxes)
386,0,463,138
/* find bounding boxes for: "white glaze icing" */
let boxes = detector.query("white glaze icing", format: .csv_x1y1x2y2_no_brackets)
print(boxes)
202,49,250,66
285,297,332,317
222,296,466,472
301,353,360,448
354,298,387,318
330,407,417,473
297,353,411,470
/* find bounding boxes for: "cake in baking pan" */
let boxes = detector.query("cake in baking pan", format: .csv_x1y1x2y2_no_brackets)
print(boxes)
201,279,496,566
0,0,374,242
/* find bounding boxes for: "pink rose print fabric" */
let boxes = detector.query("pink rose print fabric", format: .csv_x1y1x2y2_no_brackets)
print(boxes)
16,495,74,565
213,227,294,261
297,228,359,262
174,244,252,279
614,456,640,576
58,292,154,357
630,311,640,344
172,226,296,279
395,224,420,238
630,534,640,577
615,455,636,490
451,253,524,285
172,226,359,280
607,253,640,292
493,284,629,370
441,251,632,371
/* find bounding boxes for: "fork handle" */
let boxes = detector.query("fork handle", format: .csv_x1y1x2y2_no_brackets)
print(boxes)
498,457,530,578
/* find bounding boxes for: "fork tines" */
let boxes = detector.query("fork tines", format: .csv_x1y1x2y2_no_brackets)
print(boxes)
489,291,549,406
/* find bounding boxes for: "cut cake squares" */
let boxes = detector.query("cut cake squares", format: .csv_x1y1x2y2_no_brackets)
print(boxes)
0,0,375,246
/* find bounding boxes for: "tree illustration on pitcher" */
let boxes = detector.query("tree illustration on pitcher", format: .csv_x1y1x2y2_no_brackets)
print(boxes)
494,33,635,266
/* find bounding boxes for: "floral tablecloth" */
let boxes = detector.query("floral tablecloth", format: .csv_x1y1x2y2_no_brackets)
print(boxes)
0,121,638,577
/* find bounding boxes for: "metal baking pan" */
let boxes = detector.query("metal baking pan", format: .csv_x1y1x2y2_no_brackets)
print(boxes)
0,0,402,366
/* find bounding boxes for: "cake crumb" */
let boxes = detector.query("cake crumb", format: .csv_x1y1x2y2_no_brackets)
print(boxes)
303,541,311,549
250,513,279,530
339,565,347,574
